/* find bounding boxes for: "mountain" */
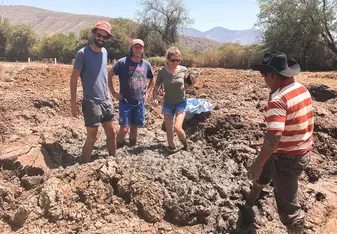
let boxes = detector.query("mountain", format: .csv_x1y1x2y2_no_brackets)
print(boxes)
179,27,205,38
0,5,259,50
178,35,222,51
0,5,111,35
179,27,261,45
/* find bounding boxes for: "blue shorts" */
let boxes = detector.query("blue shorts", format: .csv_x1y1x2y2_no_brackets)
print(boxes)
119,99,145,127
162,99,187,116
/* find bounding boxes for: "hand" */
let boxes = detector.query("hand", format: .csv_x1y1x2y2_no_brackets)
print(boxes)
153,99,159,107
143,92,149,100
247,161,263,182
112,92,123,100
71,101,80,118
190,75,197,86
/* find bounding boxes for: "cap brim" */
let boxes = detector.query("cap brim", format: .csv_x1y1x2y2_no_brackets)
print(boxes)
91,27,112,35
250,64,266,71
131,43,144,47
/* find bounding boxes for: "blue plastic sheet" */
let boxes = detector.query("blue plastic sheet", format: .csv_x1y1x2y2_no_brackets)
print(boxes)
185,98,215,120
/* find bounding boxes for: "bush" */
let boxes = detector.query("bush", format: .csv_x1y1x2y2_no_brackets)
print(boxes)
202,49,221,67
147,57,166,67
172,44,196,67
40,33,78,63
5,24,36,60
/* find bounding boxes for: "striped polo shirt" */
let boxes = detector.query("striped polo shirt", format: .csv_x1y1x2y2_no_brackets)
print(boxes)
264,77,314,155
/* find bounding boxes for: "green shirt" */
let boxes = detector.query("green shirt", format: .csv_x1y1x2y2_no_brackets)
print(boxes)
156,66,188,105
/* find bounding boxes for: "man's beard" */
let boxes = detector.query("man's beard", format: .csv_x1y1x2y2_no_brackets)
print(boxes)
94,38,105,48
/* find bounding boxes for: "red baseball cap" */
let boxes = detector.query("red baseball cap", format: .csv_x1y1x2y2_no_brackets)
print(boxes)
91,20,112,36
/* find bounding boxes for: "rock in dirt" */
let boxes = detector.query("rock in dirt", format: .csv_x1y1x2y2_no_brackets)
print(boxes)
21,175,44,190
38,181,58,213
132,180,167,223
9,207,29,227
4,77,15,82
98,161,118,180
0,143,56,177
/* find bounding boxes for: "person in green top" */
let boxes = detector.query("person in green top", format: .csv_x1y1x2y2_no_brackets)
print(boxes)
152,47,197,152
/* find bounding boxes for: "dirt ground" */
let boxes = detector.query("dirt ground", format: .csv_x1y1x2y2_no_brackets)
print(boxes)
0,62,336,234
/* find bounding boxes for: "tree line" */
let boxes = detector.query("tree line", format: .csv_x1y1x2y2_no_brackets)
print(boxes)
0,17,138,63
0,0,336,70
0,0,192,63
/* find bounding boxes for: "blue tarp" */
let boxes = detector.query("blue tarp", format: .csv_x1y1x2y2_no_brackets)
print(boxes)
185,98,215,120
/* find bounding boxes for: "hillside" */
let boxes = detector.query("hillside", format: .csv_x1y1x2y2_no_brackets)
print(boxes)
178,35,223,51
0,5,254,51
0,5,111,35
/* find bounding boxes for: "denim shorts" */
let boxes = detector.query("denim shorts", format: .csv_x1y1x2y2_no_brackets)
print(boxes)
82,99,114,128
119,99,145,126
162,99,187,116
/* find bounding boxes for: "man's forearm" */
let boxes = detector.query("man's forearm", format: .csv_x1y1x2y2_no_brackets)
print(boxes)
152,84,160,100
255,132,281,166
70,77,78,102
108,77,116,94
146,78,156,94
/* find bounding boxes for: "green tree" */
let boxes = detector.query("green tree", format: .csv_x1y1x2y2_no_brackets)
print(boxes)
0,17,11,57
76,27,92,50
257,0,337,70
137,28,166,56
5,24,36,60
41,33,78,63
107,18,139,59
137,0,193,56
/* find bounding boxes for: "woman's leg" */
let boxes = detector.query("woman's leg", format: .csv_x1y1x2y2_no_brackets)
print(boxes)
174,111,187,149
164,114,175,148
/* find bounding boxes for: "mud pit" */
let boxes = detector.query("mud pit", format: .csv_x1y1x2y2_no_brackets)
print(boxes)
0,63,336,234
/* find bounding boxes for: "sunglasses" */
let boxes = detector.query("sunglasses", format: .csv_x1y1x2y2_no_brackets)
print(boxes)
96,33,109,40
170,59,181,63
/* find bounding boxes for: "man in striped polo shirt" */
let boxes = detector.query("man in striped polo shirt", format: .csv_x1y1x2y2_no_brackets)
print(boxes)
247,52,313,233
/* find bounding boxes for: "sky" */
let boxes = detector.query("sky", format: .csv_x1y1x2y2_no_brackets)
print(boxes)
0,0,260,31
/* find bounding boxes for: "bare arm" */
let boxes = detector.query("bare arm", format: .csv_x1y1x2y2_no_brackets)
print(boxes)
146,77,156,96
108,70,122,100
70,69,80,117
108,70,117,95
70,69,80,103
152,83,160,101
184,69,197,89
255,130,282,166
248,130,282,181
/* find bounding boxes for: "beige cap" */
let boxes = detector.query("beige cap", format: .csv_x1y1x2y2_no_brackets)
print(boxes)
131,39,144,47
